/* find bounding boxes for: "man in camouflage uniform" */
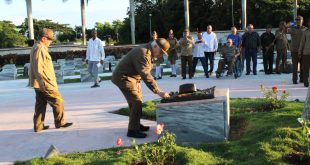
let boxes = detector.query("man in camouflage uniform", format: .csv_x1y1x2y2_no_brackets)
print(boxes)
179,29,194,79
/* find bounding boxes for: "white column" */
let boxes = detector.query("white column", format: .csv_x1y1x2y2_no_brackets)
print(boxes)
241,0,247,30
294,0,298,20
81,0,86,45
26,0,34,40
130,0,136,44
184,0,190,30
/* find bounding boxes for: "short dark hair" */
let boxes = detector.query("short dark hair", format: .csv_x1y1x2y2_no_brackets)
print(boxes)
266,24,272,28
197,31,202,34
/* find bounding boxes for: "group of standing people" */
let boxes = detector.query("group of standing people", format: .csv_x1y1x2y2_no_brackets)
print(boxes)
260,15,310,87
154,26,219,80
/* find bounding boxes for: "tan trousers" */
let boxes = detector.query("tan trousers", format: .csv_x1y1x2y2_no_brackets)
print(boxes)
34,89,65,131
112,77,142,131
292,52,303,82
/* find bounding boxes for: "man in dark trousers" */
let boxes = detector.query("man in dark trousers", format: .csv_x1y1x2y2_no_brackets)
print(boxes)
260,25,275,74
29,28,73,132
112,38,170,138
287,15,308,84
299,18,310,87
179,29,195,79
242,24,261,75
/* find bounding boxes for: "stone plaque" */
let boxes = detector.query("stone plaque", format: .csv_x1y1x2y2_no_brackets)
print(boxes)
80,69,93,82
156,88,230,145
0,64,17,80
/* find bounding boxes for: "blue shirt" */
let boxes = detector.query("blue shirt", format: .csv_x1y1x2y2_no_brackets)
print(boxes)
227,33,241,48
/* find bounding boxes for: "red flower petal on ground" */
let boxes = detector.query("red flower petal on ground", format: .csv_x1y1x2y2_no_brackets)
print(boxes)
116,137,123,146
272,86,278,92
155,124,164,135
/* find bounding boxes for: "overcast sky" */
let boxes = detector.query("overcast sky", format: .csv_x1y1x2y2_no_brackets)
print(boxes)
0,0,129,28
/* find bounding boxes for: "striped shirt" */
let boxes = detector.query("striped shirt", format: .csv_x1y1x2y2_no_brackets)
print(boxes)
242,32,261,50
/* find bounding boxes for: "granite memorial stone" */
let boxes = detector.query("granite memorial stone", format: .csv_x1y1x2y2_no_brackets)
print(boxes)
156,88,230,145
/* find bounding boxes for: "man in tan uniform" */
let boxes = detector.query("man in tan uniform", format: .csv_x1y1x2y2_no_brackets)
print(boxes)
299,18,310,87
287,15,308,84
179,29,194,79
112,38,170,138
29,28,73,132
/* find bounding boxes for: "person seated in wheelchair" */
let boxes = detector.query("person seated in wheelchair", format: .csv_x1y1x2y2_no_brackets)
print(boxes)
216,39,240,78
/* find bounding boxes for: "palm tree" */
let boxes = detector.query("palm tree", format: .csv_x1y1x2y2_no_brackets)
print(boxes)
129,0,135,44
81,0,86,45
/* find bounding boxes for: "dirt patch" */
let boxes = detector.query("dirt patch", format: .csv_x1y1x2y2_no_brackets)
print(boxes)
229,116,248,140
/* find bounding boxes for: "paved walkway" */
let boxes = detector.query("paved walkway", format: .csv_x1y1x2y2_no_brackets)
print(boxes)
0,65,308,164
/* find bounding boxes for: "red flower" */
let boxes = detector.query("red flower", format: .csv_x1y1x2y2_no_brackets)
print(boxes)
155,123,164,135
116,137,123,146
283,90,287,94
159,123,165,130
272,86,278,92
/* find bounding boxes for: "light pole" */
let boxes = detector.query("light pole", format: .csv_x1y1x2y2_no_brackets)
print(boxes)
231,0,234,26
149,13,152,40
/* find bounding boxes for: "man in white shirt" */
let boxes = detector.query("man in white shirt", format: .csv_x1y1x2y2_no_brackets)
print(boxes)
203,25,218,76
86,29,105,88
193,31,209,78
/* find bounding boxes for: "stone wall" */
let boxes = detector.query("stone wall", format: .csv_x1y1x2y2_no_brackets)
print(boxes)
0,45,137,67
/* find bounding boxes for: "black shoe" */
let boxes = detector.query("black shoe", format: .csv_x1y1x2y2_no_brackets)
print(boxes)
246,72,250,75
206,74,209,78
189,76,192,79
140,124,150,132
276,72,281,74
170,75,173,77
182,77,186,80
305,83,309,87
158,76,162,80
34,125,49,132
293,81,298,84
43,125,49,130
253,72,257,75
91,84,100,88
56,122,73,129
127,130,147,138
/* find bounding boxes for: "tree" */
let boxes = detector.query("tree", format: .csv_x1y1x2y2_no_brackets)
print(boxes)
0,21,26,48
18,18,76,42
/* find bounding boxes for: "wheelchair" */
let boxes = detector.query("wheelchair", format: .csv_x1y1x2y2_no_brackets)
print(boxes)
216,54,244,79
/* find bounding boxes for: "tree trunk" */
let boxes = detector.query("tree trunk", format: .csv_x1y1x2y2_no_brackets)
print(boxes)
241,0,247,30
184,0,189,30
301,77,310,120
26,0,34,40
129,0,135,44
81,0,86,45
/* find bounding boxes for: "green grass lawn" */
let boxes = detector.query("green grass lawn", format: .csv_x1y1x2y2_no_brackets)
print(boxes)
16,99,309,165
